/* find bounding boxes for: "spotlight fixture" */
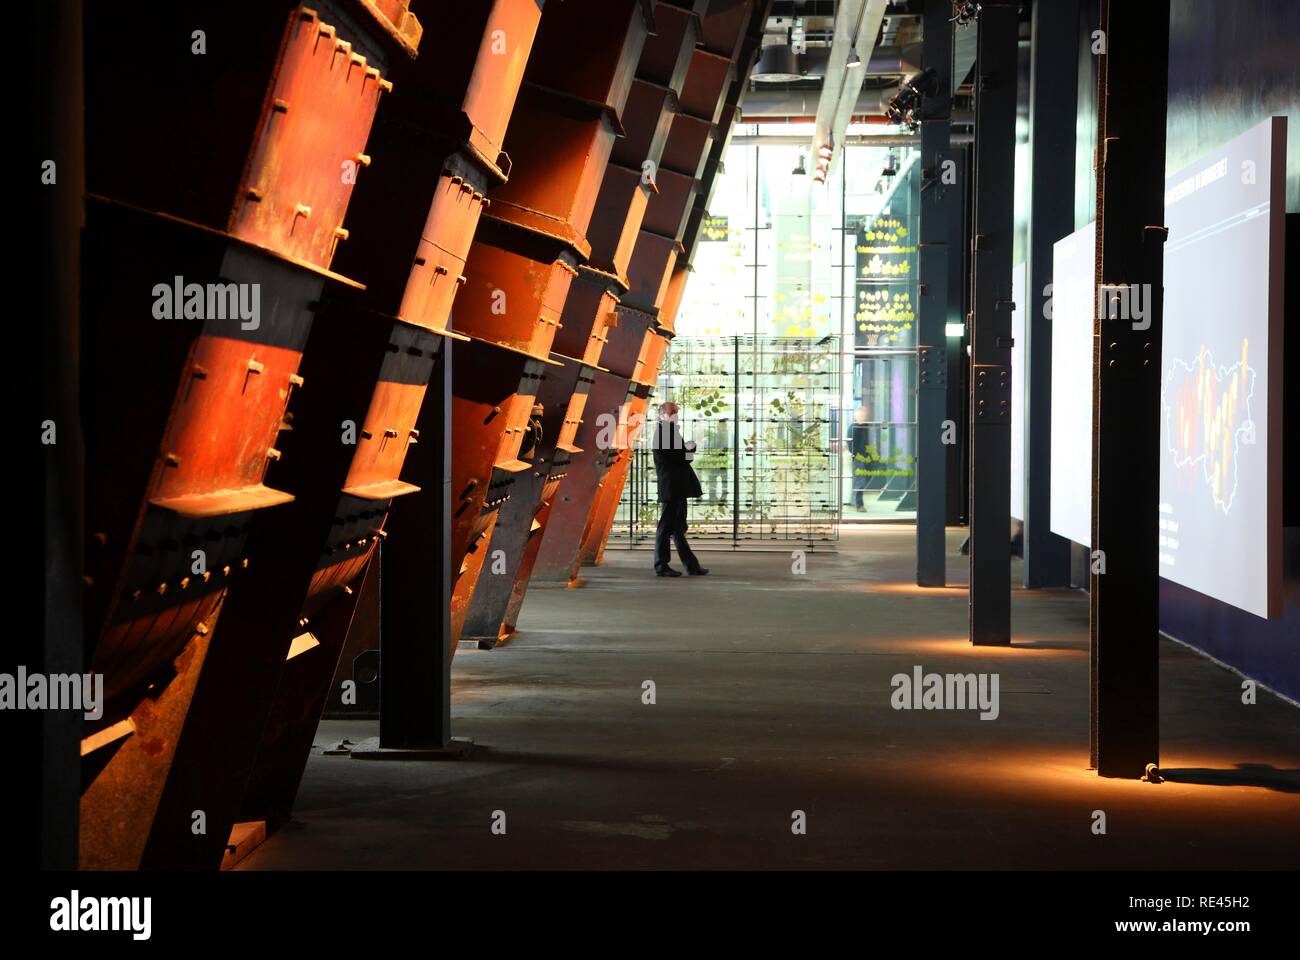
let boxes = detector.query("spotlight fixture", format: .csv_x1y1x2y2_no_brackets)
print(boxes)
817,144,833,161
885,68,939,132
792,154,807,176
846,47,862,69
950,0,981,28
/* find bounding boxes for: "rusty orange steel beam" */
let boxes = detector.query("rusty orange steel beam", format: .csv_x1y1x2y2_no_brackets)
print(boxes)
77,0,420,871
446,0,655,649
532,0,764,587
579,0,773,569
461,0,710,646
222,0,547,838
84,0,554,870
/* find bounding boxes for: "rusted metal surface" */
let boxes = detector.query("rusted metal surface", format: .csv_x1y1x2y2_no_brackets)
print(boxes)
586,165,653,284
642,168,701,242
612,81,681,173
456,242,579,357
530,368,639,583
79,609,217,871
660,112,718,180
453,0,545,164
577,1,774,567
602,302,661,380
225,0,545,820
77,0,434,870
78,195,324,868
678,48,735,124
461,265,614,643
222,0,549,826
528,295,656,585
520,0,651,119
700,0,755,60
84,2,414,275
635,1,706,92
329,0,546,317
134,297,440,868
73,0,776,872
654,261,691,339
488,88,621,251
445,0,656,639
624,230,681,313
229,8,396,268
448,338,555,645
473,0,702,617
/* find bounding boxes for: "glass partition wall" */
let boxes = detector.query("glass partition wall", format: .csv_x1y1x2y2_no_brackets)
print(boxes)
613,126,921,547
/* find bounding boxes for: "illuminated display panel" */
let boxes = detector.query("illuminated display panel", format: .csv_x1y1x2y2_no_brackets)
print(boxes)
1048,118,1285,618
1158,117,1285,619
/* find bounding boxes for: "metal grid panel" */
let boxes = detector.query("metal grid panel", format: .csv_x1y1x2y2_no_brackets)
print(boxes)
613,335,841,545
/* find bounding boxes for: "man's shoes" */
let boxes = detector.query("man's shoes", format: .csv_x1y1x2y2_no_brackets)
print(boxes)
655,566,682,577
687,567,709,576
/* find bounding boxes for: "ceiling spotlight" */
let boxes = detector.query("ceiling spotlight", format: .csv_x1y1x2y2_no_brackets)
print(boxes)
817,144,833,161
885,69,938,132
792,154,807,176
950,0,981,28
846,47,862,69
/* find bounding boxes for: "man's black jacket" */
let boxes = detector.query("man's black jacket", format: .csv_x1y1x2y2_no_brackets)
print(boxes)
652,420,703,503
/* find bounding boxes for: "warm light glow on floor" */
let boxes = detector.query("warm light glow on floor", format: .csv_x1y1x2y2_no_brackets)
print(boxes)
902,635,1087,658
869,582,969,596
929,747,1298,807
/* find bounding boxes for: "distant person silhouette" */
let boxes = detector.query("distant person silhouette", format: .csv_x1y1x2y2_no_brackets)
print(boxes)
651,402,708,577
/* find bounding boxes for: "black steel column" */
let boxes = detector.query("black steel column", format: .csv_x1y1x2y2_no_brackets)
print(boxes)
1022,0,1077,589
35,0,83,870
380,338,453,749
916,0,955,587
1090,0,1168,777
967,2,1018,645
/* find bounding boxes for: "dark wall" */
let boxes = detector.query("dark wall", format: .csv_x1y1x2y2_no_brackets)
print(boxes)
1167,0,1300,214
1158,1,1299,701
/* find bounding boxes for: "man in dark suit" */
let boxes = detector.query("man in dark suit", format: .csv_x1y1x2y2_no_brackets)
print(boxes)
651,402,708,577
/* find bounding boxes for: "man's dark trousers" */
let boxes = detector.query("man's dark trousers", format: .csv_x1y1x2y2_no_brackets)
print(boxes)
654,498,699,572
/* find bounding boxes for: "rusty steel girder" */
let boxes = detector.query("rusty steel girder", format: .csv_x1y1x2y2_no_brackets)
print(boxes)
233,0,544,805
581,332,672,565
458,258,622,646
196,0,547,843
445,239,574,648
142,307,443,870
444,0,655,645
75,0,573,870
529,298,659,584
461,0,710,628
700,0,756,61
84,1,414,272
447,336,557,644
77,0,422,871
459,263,620,645
580,0,774,566
79,201,331,871
460,352,599,646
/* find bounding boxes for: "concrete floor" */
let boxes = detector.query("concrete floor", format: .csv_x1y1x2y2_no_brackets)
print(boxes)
242,527,1299,870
